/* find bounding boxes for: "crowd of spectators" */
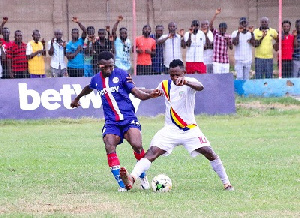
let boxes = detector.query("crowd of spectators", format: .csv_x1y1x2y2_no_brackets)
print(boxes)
0,8,300,80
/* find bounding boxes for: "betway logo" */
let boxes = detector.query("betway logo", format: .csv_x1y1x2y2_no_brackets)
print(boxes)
18,83,142,111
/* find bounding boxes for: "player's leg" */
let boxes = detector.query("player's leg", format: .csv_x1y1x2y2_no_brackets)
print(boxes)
196,146,234,191
124,127,150,189
183,127,234,191
103,124,126,191
120,146,166,190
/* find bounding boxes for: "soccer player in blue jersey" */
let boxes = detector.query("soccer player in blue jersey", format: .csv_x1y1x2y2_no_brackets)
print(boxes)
70,51,162,192
120,59,234,191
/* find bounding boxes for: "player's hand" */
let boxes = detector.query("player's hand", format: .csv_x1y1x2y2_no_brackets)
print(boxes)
189,27,193,34
136,49,143,54
62,41,67,47
178,29,184,37
150,89,163,98
70,99,81,108
117,15,123,22
106,26,110,32
109,35,114,41
77,45,82,51
248,25,254,33
292,29,297,36
3,17,8,23
216,8,221,15
262,30,267,37
175,77,185,86
72,17,79,23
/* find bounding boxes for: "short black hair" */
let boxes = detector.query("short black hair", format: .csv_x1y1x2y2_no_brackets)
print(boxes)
72,28,79,32
156,25,164,29
120,27,127,32
282,20,291,26
87,26,95,31
169,59,184,69
219,23,228,29
97,51,114,63
98,28,105,32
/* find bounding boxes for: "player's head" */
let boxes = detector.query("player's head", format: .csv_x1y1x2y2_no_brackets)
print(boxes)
142,25,151,37
71,28,79,40
32,29,41,42
239,17,248,28
98,28,106,39
219,22,227,35
119,27,127,40
282,20,291,34
169,59,185,83
98,51,114,77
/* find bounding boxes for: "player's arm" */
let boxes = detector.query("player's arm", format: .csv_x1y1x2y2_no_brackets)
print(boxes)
131,87,162,100
70,85,93,108
175,77,204,91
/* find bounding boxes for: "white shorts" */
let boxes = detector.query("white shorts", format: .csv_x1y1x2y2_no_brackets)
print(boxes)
150,126,211,157
213,62,230,74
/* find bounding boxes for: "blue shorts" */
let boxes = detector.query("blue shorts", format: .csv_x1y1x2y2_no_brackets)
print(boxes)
102,119,141,144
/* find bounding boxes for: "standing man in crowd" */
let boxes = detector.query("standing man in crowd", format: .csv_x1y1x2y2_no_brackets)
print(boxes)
112,16,132,72
231,17,255,80
274,20,294,78
6,30,28,78
120,59,234,192
201,20,214,74
293,20,300,78
254,17,278,79
83,26,96,77
26,30,46,78
135,25,156,75
210,8,233,74
184,20,206,74
157,22,185,72
48,30,67,77
66,17,87,77
93,27,114,74
0,17,11,79
0,40,6,79
150,25,166,74
70,51,162,192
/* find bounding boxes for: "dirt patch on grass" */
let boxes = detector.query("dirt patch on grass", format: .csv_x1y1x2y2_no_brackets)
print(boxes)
0,193,141,216
237,101,300,111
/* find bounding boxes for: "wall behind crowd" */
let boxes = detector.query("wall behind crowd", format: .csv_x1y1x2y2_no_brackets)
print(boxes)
1,0,299,71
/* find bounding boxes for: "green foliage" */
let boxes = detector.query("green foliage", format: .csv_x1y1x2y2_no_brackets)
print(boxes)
0,98,299,216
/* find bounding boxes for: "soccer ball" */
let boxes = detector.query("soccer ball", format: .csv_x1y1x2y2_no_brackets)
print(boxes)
151,174,172,192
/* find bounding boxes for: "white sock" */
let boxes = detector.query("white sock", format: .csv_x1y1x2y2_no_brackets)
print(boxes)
210,158,230,185
131,158,152,180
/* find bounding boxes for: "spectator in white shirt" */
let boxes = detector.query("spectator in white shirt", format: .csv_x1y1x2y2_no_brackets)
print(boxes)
48,30,67,77
231,17,255,80
201,20,214,74
157,22,185,71
184,20,206,74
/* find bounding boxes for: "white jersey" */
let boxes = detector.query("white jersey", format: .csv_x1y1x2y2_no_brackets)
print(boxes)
157,77,198,131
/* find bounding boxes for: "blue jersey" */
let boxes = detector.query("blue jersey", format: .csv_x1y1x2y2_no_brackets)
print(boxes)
89,68,137,124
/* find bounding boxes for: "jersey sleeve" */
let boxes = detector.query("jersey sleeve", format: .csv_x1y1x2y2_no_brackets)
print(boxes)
26,42,33,55
185,77,199,94
89,76,97,89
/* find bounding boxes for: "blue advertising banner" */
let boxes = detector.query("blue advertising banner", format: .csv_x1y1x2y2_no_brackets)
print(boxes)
0,74,235,119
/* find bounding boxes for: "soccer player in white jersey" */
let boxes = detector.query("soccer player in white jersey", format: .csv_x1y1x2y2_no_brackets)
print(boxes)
120,59,234,191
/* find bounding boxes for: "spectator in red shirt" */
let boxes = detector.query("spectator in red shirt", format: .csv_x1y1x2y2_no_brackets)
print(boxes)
274,20,294,78
135,25,156,75
6,30,28,78
0,17,12,79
